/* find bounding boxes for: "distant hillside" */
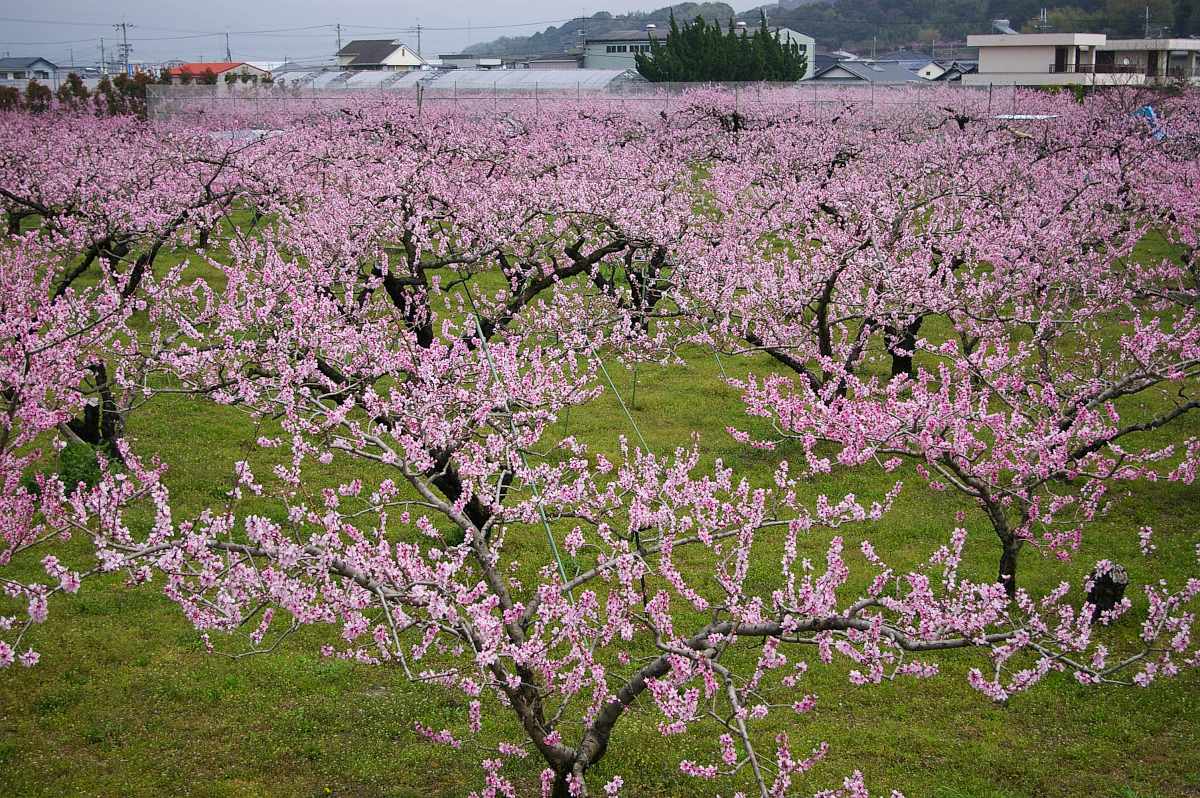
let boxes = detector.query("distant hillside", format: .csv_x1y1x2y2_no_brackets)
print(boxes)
463,3,737,57
772,0,1194,51
468,0,1197,57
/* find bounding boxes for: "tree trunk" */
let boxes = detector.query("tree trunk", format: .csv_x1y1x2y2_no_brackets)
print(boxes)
550,768,574,798
998,537,1022,598
890,347,914,379
66,363,126,461
886,318,922,379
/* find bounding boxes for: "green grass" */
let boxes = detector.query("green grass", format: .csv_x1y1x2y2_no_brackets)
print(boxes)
2,229,1199,797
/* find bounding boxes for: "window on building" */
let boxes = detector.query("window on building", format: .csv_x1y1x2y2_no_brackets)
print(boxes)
606,45,616,53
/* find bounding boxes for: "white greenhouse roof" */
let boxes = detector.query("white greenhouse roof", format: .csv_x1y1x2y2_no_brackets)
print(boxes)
309,71,354,88
424,69,644,91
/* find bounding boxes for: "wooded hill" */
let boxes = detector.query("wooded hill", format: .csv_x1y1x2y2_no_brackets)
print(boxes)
468,0,1198,55
463,3,736,57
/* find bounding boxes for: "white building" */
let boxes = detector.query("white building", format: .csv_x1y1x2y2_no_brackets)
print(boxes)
336,40,425,71
582,27,666,70
963,33,1200,86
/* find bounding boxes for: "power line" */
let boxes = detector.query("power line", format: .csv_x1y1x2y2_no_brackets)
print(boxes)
338,18,577,32
0,17,582,44
0,17,216,34
114,22,134,73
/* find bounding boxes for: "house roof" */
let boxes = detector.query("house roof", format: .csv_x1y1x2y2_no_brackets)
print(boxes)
0,56,58,70
336,39,419,66
168,62,246,77
875,49,932,63
933,62,978,80
812,60,921,83
585,29,666,44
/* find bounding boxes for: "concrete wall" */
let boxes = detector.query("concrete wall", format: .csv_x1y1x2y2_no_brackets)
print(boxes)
979,45,1054,75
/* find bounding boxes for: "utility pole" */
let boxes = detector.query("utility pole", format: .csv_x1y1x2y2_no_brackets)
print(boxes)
99,37,106,74
113,22,134,74
415,24,422,57
336,23,343,53
225,32,232,61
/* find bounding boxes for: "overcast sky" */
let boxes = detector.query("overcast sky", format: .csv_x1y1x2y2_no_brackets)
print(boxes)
0,1,750,66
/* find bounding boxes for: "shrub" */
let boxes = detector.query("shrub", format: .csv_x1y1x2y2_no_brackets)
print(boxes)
58,443,101,493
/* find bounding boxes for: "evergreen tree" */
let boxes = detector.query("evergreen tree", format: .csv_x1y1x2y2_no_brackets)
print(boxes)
636,11,807,82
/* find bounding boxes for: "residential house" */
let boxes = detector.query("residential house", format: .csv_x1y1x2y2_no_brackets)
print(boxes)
917,60,978,80
336,39,425,71
168,62,269,84
582,22,817,79
963,33,1200,86
0,57,58,82
811,60,923,83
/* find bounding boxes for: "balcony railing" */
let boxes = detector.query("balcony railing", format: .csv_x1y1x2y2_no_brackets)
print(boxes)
1048,63,1142,74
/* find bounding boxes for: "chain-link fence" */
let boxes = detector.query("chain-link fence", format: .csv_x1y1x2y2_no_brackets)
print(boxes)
148,80,1045,126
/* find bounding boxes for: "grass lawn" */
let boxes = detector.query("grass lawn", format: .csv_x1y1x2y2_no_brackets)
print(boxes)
2,225,1199,797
